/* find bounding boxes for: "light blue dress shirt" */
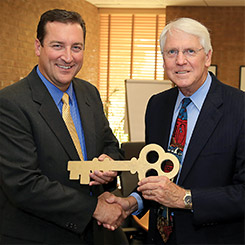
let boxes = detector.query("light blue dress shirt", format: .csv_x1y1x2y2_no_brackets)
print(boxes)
36,66,87,160
131,72,212,214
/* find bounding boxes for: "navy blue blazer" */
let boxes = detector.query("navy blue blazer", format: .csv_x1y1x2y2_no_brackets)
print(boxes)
142,73,244,244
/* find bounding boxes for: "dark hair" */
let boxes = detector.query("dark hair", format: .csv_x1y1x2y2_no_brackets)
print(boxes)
37,9,86,47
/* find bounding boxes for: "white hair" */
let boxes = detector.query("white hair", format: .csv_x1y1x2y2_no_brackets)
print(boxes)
159,17,213,54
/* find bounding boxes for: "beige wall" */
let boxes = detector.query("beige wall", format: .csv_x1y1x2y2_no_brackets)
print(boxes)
0,3,244,90
165,6,245,88
0,0,99,90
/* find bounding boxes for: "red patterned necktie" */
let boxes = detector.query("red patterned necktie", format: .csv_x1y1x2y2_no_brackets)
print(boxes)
168,98,191,163
157,98,191,243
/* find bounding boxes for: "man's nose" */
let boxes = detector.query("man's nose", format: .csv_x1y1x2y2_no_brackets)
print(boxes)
61,48,73,63
175,51,187,65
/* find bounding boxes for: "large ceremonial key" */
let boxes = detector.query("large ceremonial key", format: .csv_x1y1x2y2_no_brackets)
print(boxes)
68,144,180,184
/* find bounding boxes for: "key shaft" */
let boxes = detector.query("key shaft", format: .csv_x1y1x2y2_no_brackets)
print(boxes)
68,157,138,184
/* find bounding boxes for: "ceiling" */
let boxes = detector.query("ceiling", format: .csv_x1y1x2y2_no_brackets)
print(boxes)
85,0,245,8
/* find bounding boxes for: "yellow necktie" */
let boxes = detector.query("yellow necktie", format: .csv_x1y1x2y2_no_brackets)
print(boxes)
62,93,83,160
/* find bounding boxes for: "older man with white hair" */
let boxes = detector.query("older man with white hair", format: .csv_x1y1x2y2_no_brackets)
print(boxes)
105,17,245,244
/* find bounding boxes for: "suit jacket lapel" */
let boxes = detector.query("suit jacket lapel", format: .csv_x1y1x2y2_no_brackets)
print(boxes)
161,89,178,149
28,67,79,160
179,77,223,184
147,88,178,150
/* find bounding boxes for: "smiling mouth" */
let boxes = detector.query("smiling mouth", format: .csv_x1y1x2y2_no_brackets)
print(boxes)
176,71,189,74
57,64,74,70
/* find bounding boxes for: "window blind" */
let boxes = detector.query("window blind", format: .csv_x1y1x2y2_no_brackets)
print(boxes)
99,11,166,143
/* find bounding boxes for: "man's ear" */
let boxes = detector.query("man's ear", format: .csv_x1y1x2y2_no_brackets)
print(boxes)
35,38,41,57
205,49,212,68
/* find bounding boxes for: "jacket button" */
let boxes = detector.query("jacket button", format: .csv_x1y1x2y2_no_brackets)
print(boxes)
66,222,75,229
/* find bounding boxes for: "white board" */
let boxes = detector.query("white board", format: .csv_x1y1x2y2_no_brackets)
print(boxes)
125,79,173,142
240,66,245,91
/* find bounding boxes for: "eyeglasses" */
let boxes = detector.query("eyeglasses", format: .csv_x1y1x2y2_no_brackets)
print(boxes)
163,47,204,58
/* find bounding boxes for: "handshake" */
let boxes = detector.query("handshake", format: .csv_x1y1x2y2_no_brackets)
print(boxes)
92,192,138,231
89,153,184,231
87,156,139,231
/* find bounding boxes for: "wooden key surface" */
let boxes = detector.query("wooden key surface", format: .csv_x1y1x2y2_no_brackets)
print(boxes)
67,144,180,184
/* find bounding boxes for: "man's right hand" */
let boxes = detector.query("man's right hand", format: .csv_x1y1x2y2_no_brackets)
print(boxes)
92,192,127,230
100,194,138,230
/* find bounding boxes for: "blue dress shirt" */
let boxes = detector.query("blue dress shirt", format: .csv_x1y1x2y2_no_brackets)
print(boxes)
36,66,87,160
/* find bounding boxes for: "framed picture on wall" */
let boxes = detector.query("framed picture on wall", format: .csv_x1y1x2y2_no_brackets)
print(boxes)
208,65,217,76
239,66,245,92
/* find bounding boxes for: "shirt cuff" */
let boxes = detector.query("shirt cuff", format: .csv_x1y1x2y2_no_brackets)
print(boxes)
130,192,143,215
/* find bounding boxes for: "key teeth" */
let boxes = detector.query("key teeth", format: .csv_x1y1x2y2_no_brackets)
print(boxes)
80,176,90,185
68,161,89,184
70,173,79,180
68,161,79,180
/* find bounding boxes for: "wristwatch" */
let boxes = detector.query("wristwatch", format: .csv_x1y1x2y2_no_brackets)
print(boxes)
183,189,192,209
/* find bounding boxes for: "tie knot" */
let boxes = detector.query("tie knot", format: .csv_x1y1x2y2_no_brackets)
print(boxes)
62,93,69,105
182,98,191,108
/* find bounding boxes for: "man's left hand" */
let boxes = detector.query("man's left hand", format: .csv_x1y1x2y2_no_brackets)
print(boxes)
89,154,117,185
137,176,186,209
